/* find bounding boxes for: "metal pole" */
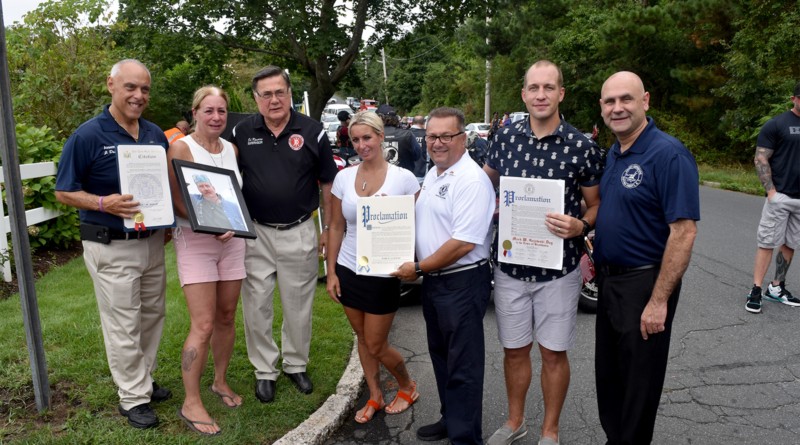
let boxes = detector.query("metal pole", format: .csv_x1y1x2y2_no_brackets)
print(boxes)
0,0,52,413
381,48,389,105
484,16,491,124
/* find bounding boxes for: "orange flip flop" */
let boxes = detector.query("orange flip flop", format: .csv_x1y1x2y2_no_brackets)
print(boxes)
355,395,384,423
385,382,419,414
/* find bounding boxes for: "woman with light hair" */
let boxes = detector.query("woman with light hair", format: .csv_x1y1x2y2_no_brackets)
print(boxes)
166,85,245,437
326,111,421,423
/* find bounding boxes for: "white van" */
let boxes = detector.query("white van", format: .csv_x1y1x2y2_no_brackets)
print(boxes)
321,104,353,119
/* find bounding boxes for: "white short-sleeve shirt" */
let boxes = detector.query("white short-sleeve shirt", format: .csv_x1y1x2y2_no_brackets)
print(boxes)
332,164,420,276
416,152,495,268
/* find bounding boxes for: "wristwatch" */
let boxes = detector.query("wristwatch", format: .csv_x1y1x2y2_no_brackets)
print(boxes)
414,261,424,277
580,219,591,237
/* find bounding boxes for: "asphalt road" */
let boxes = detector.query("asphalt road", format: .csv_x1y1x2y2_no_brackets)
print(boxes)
325,185,800,445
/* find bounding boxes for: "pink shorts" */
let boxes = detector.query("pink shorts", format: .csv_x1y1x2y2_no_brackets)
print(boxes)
173,226,246,287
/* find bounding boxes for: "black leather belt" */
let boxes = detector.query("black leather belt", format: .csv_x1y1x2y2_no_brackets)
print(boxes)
428,259,489,277
599,263,660,276
109,229,153,240
254,212,312,231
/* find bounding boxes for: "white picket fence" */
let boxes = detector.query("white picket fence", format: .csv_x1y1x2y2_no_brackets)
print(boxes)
0,161,62,282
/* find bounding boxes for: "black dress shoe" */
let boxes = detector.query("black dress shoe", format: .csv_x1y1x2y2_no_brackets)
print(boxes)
417,420,448,441
151,382,172,403
285,371,313,394
118,403,159,429
255,379,276,403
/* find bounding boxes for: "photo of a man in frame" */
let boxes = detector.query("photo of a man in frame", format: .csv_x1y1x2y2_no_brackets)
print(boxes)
190,173,247,231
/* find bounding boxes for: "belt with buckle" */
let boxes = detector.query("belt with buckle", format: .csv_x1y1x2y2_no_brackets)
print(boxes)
254,212,312,231
109,229,153,240
599,263,660,276
428,258,489,277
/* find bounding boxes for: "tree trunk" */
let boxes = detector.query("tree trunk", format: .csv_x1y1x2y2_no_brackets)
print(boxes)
307,77,336,122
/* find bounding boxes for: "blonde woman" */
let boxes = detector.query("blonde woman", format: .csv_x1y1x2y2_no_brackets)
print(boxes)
166,86,244,437
326,111,421,423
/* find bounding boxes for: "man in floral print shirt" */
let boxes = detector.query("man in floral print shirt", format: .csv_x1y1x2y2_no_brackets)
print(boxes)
482,60,605,445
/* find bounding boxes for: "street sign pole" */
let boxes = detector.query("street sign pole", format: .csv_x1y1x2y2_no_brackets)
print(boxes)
0,0,52,413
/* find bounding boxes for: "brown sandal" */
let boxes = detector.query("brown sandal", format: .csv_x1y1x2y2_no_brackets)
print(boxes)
355,395,384,423
385,382,419,414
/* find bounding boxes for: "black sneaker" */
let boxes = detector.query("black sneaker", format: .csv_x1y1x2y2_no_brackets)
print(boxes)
151,382,172,403
417,420,448,441
118,403,159,429
765,281,800,306
746,286,762,314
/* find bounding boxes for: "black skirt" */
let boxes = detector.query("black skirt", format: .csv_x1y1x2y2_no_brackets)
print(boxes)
335,262,401,315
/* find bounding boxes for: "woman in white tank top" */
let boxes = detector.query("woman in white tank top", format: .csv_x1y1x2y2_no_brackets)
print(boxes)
166,86,245,436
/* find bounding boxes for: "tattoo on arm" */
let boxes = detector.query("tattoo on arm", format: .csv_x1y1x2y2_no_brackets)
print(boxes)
181,347,198,372
774,251,793,283
393,361,410,383
755,147,775,192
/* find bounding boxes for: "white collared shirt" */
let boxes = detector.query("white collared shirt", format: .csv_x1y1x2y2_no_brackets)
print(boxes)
416,152,495,268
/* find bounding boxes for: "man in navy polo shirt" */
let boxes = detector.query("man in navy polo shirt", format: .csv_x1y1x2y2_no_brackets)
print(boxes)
594,71,699,445
56,59,171,429
482,60,604,445
745,82,800,313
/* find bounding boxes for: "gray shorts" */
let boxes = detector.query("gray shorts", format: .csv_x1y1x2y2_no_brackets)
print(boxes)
757,192,800,250
493,267,582,351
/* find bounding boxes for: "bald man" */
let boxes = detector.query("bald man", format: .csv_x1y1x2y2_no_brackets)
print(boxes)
593,72,699,444
56,59,171,429
165,120,190,146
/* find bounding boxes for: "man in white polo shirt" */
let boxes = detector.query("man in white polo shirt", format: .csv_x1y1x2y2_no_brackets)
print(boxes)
393,107,495,445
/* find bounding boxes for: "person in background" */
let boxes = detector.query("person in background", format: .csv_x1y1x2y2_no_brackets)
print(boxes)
165,120,190,146
326,110,421,424
410,115,428,178
502,112,511,127
336,110,356,160
166,85,245,437
377,104,421,174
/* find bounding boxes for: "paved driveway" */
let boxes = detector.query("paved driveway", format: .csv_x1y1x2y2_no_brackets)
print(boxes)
326,186,800,444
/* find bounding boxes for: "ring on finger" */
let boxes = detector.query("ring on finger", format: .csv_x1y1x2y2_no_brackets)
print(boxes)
557,227,561,233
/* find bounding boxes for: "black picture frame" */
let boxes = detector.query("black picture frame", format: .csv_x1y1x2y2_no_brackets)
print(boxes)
171,159,257,240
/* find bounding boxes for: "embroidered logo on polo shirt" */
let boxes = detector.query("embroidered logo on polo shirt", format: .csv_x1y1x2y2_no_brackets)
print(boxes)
289,134,304,150
102,145,115,155
248,137,263,145
621,164,643,189
790,127,800,135
436,183,450,198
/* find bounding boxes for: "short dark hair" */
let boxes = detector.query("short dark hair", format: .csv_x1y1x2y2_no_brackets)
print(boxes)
523,60,563,89
428,107,465,132
381,113,401,127
252,66,291,93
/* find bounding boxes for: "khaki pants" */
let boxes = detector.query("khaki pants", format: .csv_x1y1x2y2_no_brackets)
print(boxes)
82,230,166,410
242,218,318,380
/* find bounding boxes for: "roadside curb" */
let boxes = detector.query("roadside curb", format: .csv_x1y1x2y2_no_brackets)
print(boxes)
273,334,363,445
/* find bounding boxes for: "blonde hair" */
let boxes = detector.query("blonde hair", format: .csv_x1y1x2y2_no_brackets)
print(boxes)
191,86,229,130
348,111,387,157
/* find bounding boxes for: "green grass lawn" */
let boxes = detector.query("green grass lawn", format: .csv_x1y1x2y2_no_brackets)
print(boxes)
698,163,764,196
0,243,353,444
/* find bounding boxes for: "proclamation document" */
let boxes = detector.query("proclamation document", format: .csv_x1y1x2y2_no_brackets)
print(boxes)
116,144,175,231
498,177,564,270
356,195,415,275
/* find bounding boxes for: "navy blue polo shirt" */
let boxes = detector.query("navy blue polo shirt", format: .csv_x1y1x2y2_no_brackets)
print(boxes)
232,109,338,224
594,118,700,267
55,105,168,231
487,115,605,281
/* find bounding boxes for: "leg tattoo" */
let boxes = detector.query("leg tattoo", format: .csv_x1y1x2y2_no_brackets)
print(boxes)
393,360,410,382
181,347,198,372
373,370,381,387
775,251,793,283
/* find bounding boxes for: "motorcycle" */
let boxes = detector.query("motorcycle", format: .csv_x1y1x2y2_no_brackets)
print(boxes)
579,234,597,313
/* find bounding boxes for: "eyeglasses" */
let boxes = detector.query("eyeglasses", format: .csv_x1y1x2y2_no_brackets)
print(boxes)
425,131,464,144
255,90,290,100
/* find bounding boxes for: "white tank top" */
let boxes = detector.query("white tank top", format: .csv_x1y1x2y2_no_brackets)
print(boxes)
176,135,243,227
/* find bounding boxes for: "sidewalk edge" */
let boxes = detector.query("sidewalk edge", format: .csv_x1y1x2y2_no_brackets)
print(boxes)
272,333,363,445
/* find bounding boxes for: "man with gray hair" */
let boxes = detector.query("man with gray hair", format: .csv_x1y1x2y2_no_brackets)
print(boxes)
231,65,338,403
56,59,171,429
393,107,495,444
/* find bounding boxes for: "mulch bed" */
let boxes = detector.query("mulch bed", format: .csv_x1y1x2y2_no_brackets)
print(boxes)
0,242,83,300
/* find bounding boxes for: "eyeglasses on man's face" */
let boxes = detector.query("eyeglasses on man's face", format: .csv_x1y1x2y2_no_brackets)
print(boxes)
425,131,464,144
255,90,290,101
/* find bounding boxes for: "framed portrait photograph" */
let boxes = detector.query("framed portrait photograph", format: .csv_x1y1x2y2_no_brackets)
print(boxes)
171,159,257,239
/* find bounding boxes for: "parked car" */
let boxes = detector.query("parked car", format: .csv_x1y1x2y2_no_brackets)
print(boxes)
359,99,378,112
509,112,529,124
465,123,490,139
327,123,340,145
321,104,352,120
321,114,339,131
